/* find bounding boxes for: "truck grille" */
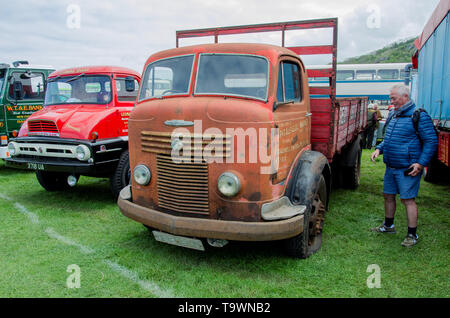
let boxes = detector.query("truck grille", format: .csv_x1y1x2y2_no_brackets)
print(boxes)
28,120,59,135
156,154,209,215
141,131,231,159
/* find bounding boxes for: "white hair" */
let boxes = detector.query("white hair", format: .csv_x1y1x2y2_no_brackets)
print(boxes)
390,84,410,97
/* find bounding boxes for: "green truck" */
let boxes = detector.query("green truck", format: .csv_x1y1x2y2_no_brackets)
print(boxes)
0,61,54,158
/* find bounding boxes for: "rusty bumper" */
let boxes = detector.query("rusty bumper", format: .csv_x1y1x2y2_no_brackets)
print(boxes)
117,186,304,241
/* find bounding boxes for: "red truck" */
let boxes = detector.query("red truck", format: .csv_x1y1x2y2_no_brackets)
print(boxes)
6,66,141,197
118,19,367,258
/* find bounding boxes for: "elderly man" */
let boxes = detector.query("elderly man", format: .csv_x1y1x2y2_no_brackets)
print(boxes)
370,84,438,247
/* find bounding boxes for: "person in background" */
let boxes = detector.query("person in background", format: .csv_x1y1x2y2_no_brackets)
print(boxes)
370,84,438,247
371,103,382,147
364,104,377,149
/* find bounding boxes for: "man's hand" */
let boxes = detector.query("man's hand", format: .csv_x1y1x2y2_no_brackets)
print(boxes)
371,149,380,163
408,163,423,176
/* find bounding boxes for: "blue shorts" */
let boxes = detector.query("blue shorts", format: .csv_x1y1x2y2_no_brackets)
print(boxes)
383,166,422,199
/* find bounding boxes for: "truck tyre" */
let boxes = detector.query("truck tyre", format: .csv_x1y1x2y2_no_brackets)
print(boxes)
36,171,74,191
284,174,328,259
342,148,361,189
110,150,130,198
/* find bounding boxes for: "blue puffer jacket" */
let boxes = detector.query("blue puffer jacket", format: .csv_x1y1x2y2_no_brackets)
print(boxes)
376,101,438,168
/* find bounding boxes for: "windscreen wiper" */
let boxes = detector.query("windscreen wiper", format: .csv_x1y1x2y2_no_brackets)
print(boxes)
66,73,85,83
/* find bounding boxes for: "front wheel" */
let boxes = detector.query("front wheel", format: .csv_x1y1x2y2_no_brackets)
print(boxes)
110,150,130,198
284,175,328,258
36,171,76,191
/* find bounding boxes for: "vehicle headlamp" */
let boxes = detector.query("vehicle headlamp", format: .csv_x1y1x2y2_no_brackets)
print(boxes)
8,142,17,156
217,172,241,197
133,164,151,185
75,145,91,161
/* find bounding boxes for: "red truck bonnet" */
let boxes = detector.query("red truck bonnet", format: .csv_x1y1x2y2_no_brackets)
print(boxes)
18,66,140,140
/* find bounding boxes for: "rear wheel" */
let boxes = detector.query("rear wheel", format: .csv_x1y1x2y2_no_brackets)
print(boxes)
284,175,327,258
342,149,361,189
36,171,76,191
110,150,130,198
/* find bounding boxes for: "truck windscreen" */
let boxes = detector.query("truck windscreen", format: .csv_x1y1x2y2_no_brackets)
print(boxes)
44,75,112,106
0,69,5,95
139,55,194,101
195,54,269,101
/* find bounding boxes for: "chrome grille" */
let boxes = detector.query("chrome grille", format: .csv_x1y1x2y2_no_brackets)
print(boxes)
156,154,209,215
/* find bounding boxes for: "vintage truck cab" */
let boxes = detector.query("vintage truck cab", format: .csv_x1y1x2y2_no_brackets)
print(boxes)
7,66,141,197
0,61,54,158
119,19,366,258
118,43,331,258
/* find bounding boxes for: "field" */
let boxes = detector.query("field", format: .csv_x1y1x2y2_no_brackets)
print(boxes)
0,149,448,298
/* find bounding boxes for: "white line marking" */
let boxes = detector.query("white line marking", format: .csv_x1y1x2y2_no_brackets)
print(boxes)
14,203,40,224
102,260,175,298
45,227,95,255
1,192,175,298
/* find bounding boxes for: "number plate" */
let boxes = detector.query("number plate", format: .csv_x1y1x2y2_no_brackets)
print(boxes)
27,163,45,170
152,231,205,251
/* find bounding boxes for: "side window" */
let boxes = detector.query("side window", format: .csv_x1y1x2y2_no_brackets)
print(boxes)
9,72,45,100
277,61,302,103
355,70,376,80
378,69,399,79
337,70,354,81
116,78,139,102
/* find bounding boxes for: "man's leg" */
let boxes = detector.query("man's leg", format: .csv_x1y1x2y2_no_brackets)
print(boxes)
401,198,418,228
384,193,396,219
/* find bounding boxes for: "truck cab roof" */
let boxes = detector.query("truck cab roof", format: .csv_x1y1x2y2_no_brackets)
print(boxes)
145,43,302,65
49,65,140,78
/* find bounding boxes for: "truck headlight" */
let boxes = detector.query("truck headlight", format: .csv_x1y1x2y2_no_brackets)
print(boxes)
8,142,17,156
218,172,241,197
133,164,151,185
75,145,91,161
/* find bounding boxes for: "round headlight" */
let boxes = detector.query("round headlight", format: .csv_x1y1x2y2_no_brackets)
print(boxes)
133,164,151,185
75,145,91,161
217,172,241,197
8,142,17,156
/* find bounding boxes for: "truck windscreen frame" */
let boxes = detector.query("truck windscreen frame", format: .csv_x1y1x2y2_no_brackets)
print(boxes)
44,74,112,106
194,53,269,102
0,69,5,95
138,54,195,102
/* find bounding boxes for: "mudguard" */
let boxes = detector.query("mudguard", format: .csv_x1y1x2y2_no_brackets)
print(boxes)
285,150,331,210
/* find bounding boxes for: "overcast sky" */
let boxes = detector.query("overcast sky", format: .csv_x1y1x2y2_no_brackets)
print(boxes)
0,0,440,73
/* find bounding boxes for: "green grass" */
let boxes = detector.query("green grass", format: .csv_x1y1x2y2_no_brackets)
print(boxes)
0,149,449,298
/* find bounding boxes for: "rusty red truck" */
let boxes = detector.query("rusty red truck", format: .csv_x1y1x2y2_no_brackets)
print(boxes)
6,66,141,197
118,19,368,258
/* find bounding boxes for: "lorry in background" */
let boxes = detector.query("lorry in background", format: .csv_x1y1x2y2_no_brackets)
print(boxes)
412,0,450,183
0,61,54,158
118,18,368,258
6,66,141,197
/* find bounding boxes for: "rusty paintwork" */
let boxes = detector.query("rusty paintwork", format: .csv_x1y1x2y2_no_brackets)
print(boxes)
119,19,367,243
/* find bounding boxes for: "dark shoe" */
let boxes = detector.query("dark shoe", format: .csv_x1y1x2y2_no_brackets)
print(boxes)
401,234,418,247
370,223,396,234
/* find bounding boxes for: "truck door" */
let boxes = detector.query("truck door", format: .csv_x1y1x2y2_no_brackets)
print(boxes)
273,58,310,183
0,68,7,142
5,70,45,135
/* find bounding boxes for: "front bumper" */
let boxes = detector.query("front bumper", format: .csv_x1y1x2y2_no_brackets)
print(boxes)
5,136,127,176
117,185,305,241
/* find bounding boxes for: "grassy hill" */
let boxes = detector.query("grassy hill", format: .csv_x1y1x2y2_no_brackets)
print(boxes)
340,37,416,64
